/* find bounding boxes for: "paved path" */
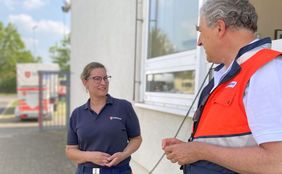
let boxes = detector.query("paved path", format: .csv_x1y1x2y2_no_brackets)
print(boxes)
0,94,76,174
0,127,76,174
0,94,148,174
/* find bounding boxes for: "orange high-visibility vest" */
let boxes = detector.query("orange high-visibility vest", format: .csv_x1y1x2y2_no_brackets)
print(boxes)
193,49,281,146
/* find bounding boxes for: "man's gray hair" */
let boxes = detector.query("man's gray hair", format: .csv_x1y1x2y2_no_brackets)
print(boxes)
200,0,257,32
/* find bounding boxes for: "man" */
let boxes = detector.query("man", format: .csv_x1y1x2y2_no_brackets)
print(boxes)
162,0,282,173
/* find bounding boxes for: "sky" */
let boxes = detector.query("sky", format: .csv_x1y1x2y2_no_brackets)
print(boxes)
0,0,70,63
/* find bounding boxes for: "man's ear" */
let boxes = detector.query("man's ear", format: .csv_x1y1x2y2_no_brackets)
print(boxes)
216,19,226,37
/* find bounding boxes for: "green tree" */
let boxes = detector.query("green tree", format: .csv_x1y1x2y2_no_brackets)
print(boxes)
49,35,70,71
148,28,175,58
0,22,37,93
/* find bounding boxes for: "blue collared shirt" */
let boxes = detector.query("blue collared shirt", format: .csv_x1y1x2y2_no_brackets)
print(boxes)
67,94,141,168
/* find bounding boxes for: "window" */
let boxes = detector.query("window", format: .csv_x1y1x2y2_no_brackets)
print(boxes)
141,0,200,114
146,70,195,94
148,0,199,58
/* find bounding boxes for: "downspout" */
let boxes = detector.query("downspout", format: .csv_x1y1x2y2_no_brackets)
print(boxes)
133,0,143,102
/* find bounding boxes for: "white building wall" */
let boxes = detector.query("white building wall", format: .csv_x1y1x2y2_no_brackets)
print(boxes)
71,0,136,109
133,107,193,173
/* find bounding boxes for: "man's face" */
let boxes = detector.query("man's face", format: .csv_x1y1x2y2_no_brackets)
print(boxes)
197,16,221,63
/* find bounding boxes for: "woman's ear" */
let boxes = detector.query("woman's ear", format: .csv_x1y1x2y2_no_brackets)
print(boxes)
82,79,88,88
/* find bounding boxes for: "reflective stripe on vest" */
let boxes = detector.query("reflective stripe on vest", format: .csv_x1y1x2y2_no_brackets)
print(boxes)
194,133,256,147
193,49,281,147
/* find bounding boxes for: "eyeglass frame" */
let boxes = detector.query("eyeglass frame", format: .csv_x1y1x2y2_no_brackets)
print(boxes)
87,75,112,84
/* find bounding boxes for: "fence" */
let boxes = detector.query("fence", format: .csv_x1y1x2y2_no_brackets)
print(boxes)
38,71,70,130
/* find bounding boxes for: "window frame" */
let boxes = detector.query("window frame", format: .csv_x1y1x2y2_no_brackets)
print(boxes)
137,0,207,116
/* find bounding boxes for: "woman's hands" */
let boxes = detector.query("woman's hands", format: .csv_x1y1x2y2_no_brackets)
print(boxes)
87,151,127,167
105,152,127,167
86,151,111,166
66,135,142,167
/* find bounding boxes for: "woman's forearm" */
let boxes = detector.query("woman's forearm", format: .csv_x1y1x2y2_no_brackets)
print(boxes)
123,136,142,158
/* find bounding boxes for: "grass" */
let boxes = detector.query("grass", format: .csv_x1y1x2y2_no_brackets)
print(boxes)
0,93,16,96
0,99,17,116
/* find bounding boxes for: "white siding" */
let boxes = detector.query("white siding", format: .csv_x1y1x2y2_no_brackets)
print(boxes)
71,0,136,110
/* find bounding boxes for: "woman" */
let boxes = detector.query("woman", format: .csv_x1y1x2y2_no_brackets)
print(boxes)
66,62,142,174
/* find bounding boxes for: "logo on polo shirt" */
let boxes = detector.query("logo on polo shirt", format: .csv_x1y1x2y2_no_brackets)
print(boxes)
109,116,122,120
226,81,237,88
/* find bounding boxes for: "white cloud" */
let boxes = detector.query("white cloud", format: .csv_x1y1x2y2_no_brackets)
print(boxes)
23,0,46,10
37,20,70,35
9,14,36,31
2,0,20,10
22,37,38,49
8,14,70,36
2,0,47,10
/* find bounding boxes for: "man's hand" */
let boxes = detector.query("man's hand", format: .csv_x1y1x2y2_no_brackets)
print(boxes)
163,139,202,165
162,138,183,149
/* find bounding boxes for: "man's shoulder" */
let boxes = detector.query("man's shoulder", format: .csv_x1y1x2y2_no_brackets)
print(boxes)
249,54,282,85
259,54,282,71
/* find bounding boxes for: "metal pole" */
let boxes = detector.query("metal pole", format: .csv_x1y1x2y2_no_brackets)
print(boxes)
38,71,43,131
66,72,71,129
32,25,37,57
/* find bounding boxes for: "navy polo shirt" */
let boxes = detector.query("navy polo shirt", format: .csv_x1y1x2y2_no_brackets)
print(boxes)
67,94,141,168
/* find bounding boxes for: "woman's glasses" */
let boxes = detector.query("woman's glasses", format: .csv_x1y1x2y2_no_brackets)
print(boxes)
87,75,111,84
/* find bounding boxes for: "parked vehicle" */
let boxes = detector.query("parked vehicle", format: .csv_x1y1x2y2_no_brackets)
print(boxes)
15,63,60,120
